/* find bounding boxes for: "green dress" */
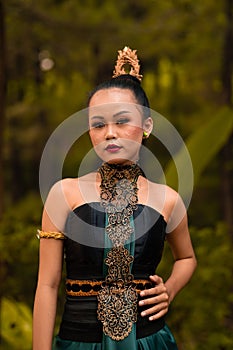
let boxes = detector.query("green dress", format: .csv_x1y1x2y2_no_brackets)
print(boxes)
53,324,177,349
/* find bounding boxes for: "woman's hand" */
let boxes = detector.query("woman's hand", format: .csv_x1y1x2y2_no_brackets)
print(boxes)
139,275,169,321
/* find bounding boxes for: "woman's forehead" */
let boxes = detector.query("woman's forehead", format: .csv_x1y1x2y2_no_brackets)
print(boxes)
89,87,137,106
88,102,142,119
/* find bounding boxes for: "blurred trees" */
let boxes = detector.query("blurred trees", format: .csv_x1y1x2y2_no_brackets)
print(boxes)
0,0,233,349
0,0,6,217
220,0,233,233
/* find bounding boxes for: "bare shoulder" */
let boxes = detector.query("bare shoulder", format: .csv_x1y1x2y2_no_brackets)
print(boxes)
146,180,180,207
46,178,78,206
59,172,100,209
146,180,186,227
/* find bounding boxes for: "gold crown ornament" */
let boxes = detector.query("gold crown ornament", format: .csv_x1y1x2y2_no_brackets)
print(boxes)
112,46,143,81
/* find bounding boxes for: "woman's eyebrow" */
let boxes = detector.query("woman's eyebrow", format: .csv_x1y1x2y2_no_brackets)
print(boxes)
90,115,104,120
90,110,131,120
112,110,131,118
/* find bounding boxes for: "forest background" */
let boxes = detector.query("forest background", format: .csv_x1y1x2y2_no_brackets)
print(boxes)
0,0,233,349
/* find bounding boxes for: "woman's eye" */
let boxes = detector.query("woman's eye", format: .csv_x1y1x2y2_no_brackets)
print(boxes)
116,118,130,125
91,122,105,129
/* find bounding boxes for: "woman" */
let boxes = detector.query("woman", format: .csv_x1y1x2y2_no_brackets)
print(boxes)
33,47,197,350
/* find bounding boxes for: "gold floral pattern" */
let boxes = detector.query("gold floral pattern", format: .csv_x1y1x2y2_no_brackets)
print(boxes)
97,162,144,340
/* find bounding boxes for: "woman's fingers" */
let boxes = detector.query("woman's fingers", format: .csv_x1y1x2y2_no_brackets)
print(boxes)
139,275,169,320
139,289,169,306
141,302,169,320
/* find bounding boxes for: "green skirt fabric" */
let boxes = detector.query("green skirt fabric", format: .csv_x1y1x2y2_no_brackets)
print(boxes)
52,324,178,350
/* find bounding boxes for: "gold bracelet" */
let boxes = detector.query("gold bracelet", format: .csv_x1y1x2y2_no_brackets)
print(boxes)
37,230,66,240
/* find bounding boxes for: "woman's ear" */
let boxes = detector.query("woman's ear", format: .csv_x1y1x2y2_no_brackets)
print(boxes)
142,117,153,138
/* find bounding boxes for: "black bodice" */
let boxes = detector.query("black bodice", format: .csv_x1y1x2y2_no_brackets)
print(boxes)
58,202,167,342
63,202,167,280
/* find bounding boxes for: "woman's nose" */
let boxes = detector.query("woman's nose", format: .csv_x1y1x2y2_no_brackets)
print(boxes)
105,123,117,139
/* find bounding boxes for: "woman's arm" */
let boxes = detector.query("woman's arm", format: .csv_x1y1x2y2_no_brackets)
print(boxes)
33,239,64,350
139,190,197,320
164,214,197,303
33,180,71,350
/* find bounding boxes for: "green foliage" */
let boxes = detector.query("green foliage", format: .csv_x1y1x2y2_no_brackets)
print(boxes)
0,193,42,306
165,107,233,195
0,298,32,350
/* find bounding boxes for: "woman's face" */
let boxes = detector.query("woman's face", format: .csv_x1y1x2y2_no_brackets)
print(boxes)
88,88,152,164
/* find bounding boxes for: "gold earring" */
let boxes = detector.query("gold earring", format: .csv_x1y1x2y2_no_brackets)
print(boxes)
143,131,148,139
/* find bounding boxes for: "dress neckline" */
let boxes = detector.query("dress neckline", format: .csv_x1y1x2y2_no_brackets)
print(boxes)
71,202,167,225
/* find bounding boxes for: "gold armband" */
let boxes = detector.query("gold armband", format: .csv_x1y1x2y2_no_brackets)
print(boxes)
37,230,66,240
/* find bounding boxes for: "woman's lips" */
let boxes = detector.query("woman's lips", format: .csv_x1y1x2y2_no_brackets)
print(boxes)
105,144,122,153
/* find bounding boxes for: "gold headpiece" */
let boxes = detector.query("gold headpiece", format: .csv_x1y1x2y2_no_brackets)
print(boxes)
112,46,143,82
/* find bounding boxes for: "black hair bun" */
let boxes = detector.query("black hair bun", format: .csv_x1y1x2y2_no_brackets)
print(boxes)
112,74,141,85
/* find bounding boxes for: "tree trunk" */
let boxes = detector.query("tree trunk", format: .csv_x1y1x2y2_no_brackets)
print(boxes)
0,0,6,219
221,0,233,237
0,1,6,343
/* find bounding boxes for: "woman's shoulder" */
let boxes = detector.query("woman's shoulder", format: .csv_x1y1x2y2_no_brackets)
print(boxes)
51,172,97,192
52,172,99,210
145,179,180,203
47,178,78,199
142,179,184,224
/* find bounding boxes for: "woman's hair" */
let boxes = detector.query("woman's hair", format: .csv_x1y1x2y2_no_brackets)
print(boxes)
87,74,151,119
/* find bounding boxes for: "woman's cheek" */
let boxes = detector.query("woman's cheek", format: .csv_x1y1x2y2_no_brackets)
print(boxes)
89,131,101,147
124,127,143,140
